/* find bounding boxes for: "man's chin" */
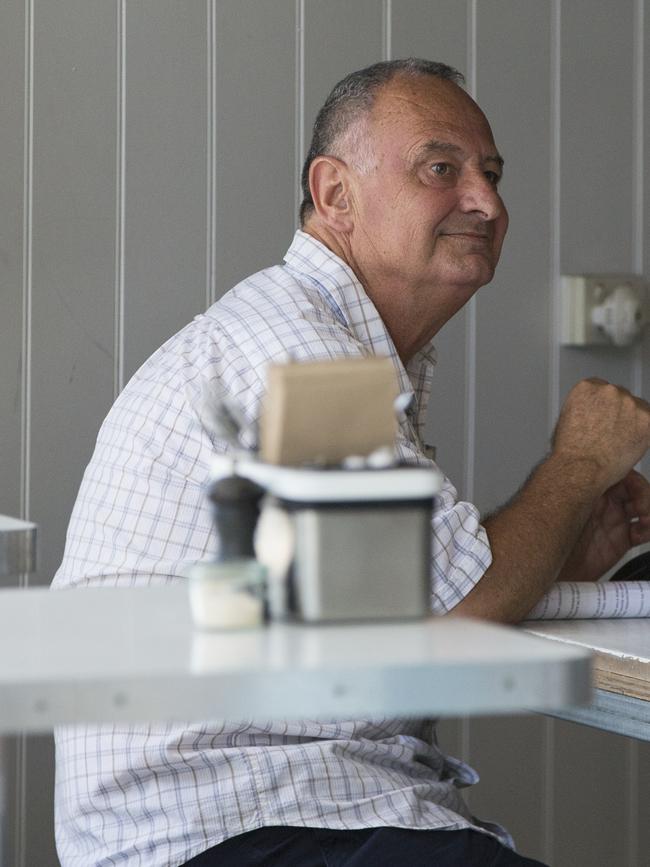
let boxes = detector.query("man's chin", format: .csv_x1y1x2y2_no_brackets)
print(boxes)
440,259,496,292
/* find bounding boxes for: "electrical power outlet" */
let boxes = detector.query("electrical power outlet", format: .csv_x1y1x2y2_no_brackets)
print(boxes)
560,274,647,347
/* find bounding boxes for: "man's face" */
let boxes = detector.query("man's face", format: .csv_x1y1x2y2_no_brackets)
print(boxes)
347,76,509,316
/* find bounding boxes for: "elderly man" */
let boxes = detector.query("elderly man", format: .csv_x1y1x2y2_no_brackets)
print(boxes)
53,59,650,867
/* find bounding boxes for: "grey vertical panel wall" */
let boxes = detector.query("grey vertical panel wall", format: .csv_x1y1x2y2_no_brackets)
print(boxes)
30,0,117,585
0,4,26,864
214,0,296,295
23,2,119,865
559,0,637,395
473,0,552,514
553,4,641,865
468,2,553,858
1,1,649,865
122,1,208,380
302,0,385,133
0,0,25,531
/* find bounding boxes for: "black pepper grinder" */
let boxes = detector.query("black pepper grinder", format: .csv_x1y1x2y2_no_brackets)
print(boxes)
188,474,267,629
209,475,265,562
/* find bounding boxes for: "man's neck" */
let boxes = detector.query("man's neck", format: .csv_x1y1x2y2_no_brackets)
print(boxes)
301,223,352,271
301,221,444,364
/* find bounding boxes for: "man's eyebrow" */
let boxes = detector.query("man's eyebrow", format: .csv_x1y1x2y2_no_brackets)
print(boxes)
486,153,505,170
417,139,505,170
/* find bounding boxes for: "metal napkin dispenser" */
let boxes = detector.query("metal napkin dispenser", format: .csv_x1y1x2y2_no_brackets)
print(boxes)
236,461,442,622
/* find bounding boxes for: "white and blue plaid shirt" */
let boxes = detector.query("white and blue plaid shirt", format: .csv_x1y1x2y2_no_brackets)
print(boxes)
53,231,507,866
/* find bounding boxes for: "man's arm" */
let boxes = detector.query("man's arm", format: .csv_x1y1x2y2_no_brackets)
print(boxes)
450,379,650,623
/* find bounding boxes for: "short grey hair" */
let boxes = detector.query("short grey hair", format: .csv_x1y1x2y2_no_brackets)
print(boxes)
299,58,464,225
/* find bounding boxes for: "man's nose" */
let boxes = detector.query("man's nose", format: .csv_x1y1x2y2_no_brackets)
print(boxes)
458,171,503,221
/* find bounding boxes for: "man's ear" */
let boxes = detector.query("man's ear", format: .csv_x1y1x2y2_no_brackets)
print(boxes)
308,156,354,232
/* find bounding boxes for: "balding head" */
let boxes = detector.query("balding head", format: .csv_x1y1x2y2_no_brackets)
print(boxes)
299,58,464,226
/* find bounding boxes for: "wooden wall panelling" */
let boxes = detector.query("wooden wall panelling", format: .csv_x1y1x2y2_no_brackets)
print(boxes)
0,2,26,862
552,720,634,867
122,0,208,380
468,6,552,859
390,0,467,71
473,0,552,515
30,0,117,584
0,0,25,526
638,735,650,862
302,0,384,156
560,1,636,275
558,0,637,397
214,0,297,296
28,2,119,862
554,4,638,862
468,714,548,862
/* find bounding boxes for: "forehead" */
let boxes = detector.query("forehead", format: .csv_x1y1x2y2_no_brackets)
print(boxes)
368,75,497,157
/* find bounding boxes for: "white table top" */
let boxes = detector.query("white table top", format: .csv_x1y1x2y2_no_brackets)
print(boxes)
523,618,650,699
522,618,650,740
523,618,650,665
0,585,590,732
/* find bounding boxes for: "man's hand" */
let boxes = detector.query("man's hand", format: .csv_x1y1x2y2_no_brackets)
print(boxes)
552,378,650,493
557,470,650,582
451,378,650,623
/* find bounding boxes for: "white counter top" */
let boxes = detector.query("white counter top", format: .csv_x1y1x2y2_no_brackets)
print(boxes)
0,585,591,732
523,617,650,666
523,617,650,740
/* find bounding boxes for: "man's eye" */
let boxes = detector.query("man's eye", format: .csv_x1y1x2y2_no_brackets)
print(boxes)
431,162,452,177
485,170,501,186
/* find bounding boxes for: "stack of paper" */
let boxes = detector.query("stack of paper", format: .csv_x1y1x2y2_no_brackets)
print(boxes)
526,581,650,620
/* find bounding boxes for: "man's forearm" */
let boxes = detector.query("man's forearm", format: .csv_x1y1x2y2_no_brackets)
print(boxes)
449,454,605,623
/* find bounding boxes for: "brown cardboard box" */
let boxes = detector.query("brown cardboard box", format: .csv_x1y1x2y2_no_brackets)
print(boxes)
260,357,398,465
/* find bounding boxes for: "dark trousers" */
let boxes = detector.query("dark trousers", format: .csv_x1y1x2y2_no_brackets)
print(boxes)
183,826,550,866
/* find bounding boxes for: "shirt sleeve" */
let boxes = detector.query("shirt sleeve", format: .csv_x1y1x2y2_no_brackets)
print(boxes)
394,431,492,614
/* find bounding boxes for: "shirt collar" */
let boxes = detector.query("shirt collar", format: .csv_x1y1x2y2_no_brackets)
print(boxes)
284,230,437,440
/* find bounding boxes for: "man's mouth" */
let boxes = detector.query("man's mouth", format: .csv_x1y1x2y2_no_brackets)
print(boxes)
440,231,490,240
